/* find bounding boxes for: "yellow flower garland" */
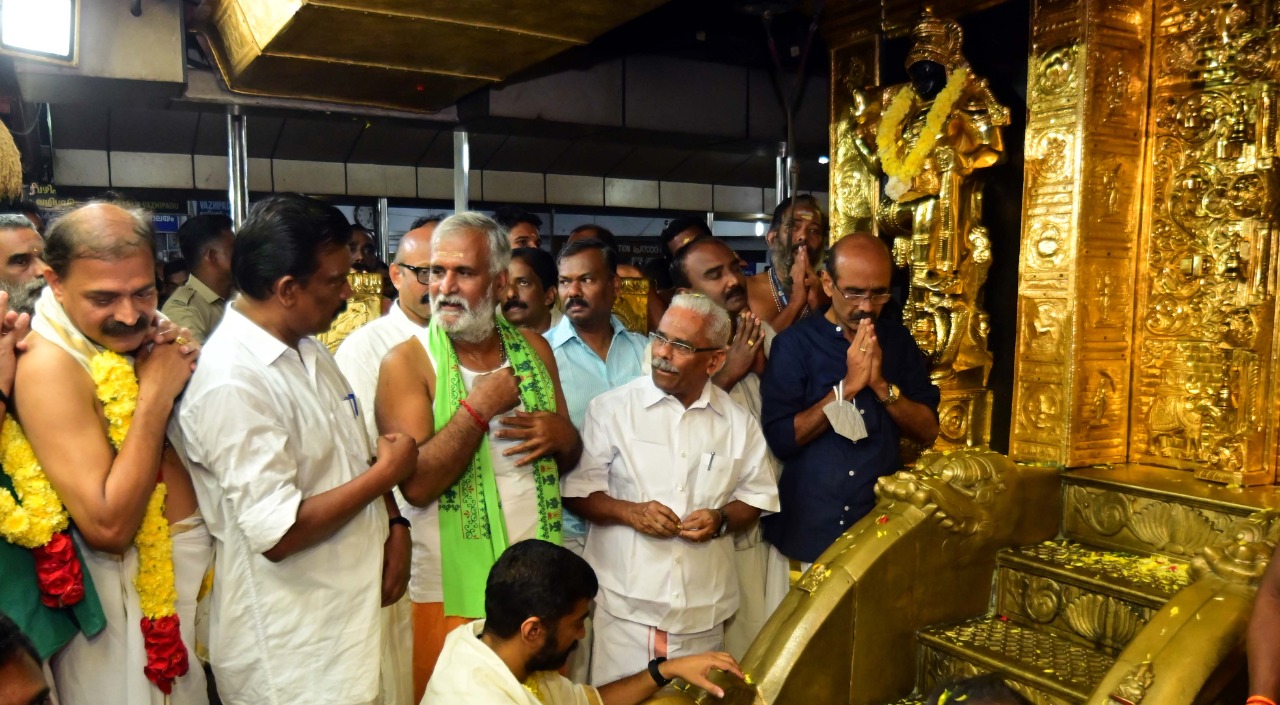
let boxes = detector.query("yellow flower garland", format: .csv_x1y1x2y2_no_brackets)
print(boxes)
88,351,178,622
875,66,970,200
0,418,70,547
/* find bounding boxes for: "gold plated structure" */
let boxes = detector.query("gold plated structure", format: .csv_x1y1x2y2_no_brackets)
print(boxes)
612,277,651,335
834,12,1008,450
201,0,668,112
317,271,383,353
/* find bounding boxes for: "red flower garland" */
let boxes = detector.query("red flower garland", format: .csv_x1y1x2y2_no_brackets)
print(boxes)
31,530,85,607
140,614,189,694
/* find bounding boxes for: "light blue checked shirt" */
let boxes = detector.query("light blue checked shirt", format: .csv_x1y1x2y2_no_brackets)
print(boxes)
546,314,649,538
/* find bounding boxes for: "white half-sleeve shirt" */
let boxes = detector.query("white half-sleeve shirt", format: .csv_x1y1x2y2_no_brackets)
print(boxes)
560,375,780,634
175,306,387,705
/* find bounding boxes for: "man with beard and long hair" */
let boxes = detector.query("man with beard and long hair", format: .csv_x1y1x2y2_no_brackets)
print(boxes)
12,202,209,704
0,214,46,316
426,539,742,705
744,194,831,334
335,214,439,705
562,293,779,686
174,194,417,705
667,238,788,658
500,247,559,334
376,212,581,700
760,233,940,567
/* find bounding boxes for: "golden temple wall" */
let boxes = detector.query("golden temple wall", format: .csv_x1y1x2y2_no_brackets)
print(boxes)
1008,0,1151,468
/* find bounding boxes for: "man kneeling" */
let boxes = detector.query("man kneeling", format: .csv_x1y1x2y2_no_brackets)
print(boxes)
425,539,740,705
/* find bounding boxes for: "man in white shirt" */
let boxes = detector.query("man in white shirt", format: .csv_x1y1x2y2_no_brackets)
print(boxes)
335,216,437,705
425,539,741,705
377,212,581,696
668,238,790,658
175,194,417,705
562,293,780,685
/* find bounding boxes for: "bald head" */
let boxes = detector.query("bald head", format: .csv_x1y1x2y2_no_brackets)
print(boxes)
394,222,436,265
826,232,891,280
44,202,156,279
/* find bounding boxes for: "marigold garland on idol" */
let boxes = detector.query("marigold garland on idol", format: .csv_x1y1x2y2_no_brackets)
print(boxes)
875,65,970,202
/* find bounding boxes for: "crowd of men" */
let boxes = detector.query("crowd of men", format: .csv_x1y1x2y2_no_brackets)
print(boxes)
0,192,944,705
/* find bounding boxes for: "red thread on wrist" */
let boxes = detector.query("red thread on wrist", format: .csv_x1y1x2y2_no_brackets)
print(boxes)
1248,697,1278,705
459,400,487,431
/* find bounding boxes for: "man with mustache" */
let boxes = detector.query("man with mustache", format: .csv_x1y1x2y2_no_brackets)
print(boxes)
562,293,779,685
500,247,559,334
0,214,46,316
668,238,787,658
426,539,741,705
376,212,580,700
13,202,209,704
760,233,940,568
744,195,831,334
544,237,649,681
335,214,439,705
174,194,417,705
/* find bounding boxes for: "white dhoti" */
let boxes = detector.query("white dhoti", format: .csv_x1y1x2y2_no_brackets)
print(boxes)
53,515,213,705
589,606,725,686
379,595,414,705
723,525,790,659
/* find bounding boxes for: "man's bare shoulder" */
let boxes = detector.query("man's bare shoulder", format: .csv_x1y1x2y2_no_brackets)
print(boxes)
519,327,554,360
16,334,91,391
381,335,430,380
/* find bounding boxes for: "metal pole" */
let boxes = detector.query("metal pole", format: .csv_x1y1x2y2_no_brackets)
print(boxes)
453,129,470,213
226,108,249,230
774,140,788,205
376,196,391,263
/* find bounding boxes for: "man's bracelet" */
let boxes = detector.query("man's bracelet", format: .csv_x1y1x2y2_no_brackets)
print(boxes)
1247,696,1278,705
389,516,411,531
648,657,671,687
459,400,487,431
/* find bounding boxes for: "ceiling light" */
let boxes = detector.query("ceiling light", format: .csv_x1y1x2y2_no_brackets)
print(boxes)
755,221,765,237
818,155,830,165
1,0,77,64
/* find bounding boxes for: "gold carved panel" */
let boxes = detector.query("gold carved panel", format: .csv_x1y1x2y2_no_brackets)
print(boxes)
317,272,384,353
611,276,650,335
1128,0,1280,485
1010,0,1151,467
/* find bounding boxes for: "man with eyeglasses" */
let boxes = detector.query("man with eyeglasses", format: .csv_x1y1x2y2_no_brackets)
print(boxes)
562,293,779,686
334,214,439,704
745,195,831,334
760,233,940,567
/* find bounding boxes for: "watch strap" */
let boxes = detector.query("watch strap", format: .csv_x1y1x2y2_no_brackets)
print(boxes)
648,657,671,686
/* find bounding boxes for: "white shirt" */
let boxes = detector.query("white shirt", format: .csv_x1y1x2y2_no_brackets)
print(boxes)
334,301,440,603
175,306,387,705
561,375,779,634
424,621,601,705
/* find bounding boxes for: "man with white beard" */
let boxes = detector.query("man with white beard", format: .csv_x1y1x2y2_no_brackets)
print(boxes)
0,213,46,315
376,212,581,691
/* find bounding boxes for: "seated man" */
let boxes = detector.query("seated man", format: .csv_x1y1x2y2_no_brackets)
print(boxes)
563,293,779,685
0,611,51,705
425,539,741,705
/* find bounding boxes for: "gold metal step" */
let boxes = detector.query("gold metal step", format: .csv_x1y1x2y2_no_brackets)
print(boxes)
917,617,1115,703
995,540,1189,654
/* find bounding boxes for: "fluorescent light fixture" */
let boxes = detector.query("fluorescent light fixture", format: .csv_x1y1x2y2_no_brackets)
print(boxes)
818,155,830,165
755,221,765,237
1,0,77,65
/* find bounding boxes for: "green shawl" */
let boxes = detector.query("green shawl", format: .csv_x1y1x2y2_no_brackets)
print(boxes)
429,317,562,617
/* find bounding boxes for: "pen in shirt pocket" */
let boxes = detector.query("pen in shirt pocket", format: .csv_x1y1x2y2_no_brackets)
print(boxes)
343,393,359,418
706,452,715,471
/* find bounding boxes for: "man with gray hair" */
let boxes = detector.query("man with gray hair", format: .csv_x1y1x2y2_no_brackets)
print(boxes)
376,211,581,698
0,213,45,315
562,292,780,685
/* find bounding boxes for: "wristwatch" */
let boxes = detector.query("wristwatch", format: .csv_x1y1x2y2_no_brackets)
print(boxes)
715,507,730,538
648,657,671,686
879,383,901,406
389,516,411,531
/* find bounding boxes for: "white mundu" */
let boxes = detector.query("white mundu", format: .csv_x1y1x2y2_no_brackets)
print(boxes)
561,375,779,683
177,306,387,705
423,621,602,705
335,300,426,705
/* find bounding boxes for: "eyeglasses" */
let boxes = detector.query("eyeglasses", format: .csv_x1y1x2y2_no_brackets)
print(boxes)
834,287,892,304
649,331,722,357
397,263,431,285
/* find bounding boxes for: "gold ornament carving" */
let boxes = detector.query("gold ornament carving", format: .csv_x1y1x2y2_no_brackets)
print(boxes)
877,448,1013,537
1063,484,1242,558
317,272,384,353
611,276,650,335
1188,510,1280,586
1108,661,1154,705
